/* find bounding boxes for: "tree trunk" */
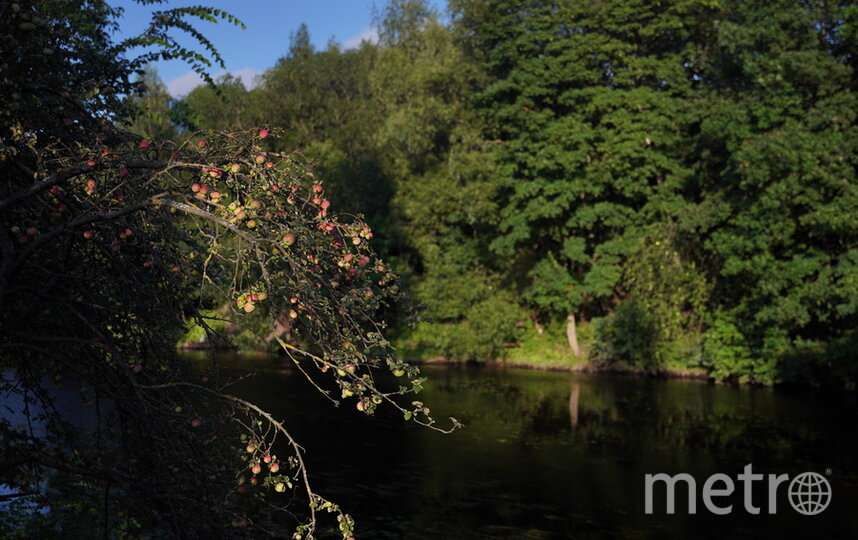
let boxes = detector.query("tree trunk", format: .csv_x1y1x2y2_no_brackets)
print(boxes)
566,312,580,357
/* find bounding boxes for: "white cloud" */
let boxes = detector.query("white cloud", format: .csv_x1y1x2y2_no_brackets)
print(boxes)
166,68,261,97
342,26,379,50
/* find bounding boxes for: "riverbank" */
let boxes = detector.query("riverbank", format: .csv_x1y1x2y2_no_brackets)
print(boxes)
405,355,711,380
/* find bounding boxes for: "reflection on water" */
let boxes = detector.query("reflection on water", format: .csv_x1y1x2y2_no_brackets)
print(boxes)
211,356,858,539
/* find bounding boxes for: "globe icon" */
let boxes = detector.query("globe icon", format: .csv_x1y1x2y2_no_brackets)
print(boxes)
788,472,832,515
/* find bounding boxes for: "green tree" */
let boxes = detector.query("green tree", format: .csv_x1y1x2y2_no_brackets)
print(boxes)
370,0,522,361
686,0,858,385
451,0,717,356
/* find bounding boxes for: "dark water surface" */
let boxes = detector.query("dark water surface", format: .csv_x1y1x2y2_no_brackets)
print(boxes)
214,355,858,539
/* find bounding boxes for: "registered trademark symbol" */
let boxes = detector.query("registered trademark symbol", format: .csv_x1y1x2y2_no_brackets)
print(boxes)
825,468,832,476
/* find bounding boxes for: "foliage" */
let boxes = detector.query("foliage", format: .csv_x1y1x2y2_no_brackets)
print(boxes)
0,1,459,537
118,0,858,391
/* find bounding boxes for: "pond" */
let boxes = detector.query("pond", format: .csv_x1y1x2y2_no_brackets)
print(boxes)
212,355,858,539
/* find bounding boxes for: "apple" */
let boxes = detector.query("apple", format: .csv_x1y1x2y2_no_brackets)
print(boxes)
274,482,286,493
259,129,269,138
243,303,256,313
269,462,280,473
289,310,298,319
262,455,272,464
282,233,296,246
132,363,143,373
118,168,129,176
191,183,201,193
246,219,257,228
230,163,241,173
251,464,262,475
356,400,366,412
139,140,150,148
25,227,38,236
82,230,95,239
246,444,255,453
197,140,206,148
312,184,323,193
255,155,265,164
190,418,202,427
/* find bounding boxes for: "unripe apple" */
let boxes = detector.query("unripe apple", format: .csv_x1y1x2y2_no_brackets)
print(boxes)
274,482,286,493
393,369,405,377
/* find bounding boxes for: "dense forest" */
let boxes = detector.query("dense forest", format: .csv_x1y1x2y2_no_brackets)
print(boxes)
134,0,858,388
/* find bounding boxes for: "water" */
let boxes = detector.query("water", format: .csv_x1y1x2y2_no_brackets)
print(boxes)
218,356,858,538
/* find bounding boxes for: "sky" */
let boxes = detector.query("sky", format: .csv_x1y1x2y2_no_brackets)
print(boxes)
109,1,447,97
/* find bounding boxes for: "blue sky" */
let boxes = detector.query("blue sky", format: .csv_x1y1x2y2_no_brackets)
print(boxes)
109,1,447,96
